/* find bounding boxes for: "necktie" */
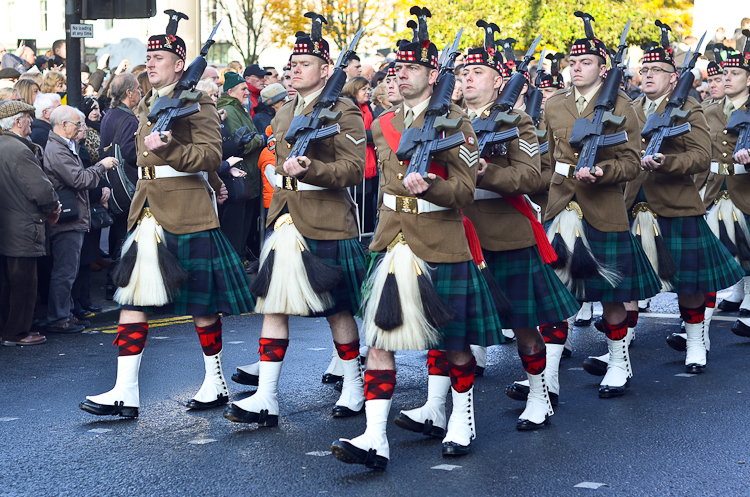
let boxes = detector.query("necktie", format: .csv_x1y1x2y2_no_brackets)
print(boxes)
576,96,586,115
404,108,414,128
294,96,306,116
468,109,478,120
724,100,734,121
645,101,657,117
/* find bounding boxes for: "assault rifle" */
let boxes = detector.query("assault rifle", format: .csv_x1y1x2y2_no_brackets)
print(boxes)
641,32,707,159
569,18,631,174
725,30,750,156
526,49,548,155
472,34,542,158
284,26,364,157
397,28,465,182
148,20,222,135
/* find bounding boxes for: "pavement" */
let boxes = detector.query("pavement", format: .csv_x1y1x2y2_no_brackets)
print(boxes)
3,292,750,496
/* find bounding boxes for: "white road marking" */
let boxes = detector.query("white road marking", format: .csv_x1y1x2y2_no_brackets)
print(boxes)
308,348,326,351
152,336,169,340
675,373,695,377
88,428,112,434
306,451,331,456
188,439,217,445
574,482,608,489
227,341,244,345
432,464,461,471
568,367,584,371
0,417,19,422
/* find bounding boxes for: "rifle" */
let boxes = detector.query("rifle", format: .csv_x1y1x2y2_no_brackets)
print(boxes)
283,27,364,158
396,28,466,182
569,19,631,174
641,32,707,160
472,34,542,158
526,49,548,155
148,20,222,136
725,29,750,156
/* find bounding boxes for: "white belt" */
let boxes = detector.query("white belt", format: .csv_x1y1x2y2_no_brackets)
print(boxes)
275,175,327,191
474,189,501,200
710,161,748,175
555,161,577,178
383,193,450,214
138,165,203,179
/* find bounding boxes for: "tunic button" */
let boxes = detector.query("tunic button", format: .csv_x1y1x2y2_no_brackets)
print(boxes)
722,152,728,157
722,141,728,146
399,161,404,166
574,153,579,159
147,121,152,126
397,173,404,180
724,130,728,135
287,143,291,148
143,151,149,157
641,138,646,143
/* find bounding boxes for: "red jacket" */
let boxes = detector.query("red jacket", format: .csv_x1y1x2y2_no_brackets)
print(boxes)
247,84,262,118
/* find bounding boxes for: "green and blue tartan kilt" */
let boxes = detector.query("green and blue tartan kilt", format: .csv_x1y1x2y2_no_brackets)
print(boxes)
484,245,580,329
580,220,662,303
121,228,255,317
369,253,504,351
744,212,750,277
304,237,367,317
657,215,745,294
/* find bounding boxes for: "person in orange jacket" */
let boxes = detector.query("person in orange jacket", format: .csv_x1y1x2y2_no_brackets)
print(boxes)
258,125,276,212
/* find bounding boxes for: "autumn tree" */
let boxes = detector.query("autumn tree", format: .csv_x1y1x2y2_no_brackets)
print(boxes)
216,0,288,65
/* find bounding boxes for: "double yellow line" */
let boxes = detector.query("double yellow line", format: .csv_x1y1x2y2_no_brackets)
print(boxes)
90,315,196,334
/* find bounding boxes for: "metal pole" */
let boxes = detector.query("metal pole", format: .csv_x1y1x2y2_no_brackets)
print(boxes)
65,0,82,110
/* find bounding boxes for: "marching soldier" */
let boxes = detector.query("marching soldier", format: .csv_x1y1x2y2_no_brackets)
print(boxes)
223,15,369,427
331,9,503,469
80,12,254,418
543,13,661,398
622,32,744,373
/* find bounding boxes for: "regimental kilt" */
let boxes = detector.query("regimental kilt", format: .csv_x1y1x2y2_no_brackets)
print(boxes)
367,252,504,351
742,212,750,277
304,237,367,317
657,215,745,294
484,245,580,329
579,220,662,303
121,228,255,317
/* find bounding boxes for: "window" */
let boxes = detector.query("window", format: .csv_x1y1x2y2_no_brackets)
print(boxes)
40,0,48,31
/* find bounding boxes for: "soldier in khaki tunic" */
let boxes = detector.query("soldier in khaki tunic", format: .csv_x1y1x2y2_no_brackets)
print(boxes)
331,12,502,469
80,13,254,419
223,18,368,427
543,16,661,399
701,44,750,337
620,39,744,374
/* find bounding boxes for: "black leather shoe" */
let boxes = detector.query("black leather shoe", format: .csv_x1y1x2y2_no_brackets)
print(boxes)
740,309,750,318
331,440,388,470
574,317,592,327
223,404,278,426
186,395,228,410
583,356,608,376
562,347,572,358
685,363,706,374
503,383,558,406
718,299,741,312
81,301,103,313
393,413,445,437
731,319,750,337
598,379,629,399
106,285,116,301
322,373,343,384
73,308,93,319
332,405,364,418
333,379,343,392
594,317,604,332
666,333,687,351
516,416,549,431
79,400,138,418
442,441,471,456
475,366,485,377
231,370,259,386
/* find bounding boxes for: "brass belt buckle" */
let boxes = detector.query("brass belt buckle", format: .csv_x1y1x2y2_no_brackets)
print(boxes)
566,164,576,179
395,195,418,214
720,163,734,175
284,176,297,191
141,166,155,180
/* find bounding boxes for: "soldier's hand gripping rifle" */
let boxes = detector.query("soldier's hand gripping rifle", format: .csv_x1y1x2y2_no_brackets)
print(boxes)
725,29,750,158
526,48,548,155
397,27,465,182
472,34,543,158
569,16,631,174
147,17,222,138
641,30,707,160
283,17,364,159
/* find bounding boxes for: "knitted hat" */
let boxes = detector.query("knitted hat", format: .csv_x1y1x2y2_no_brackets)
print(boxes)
260,83,287,105
223,71,245,92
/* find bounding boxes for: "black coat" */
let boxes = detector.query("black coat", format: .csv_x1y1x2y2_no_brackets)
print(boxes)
31,119,53,151
252,102,275,137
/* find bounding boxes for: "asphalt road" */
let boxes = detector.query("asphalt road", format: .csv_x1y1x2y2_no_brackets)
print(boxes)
2,294,749,497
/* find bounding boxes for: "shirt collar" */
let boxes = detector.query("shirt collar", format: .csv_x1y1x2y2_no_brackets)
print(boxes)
404,97,431,123
467,101,494,119
58,134,79,155
730,94,750,111
573,83,603,107
644,92,670,112
147,81,179,109
297,86,325,111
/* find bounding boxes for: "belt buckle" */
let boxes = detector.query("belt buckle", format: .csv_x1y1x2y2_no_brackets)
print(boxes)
720,163,734,175
395,196,418,214
632,202,657,219
566,164,576,179
284,176,297,191
141,166,155,180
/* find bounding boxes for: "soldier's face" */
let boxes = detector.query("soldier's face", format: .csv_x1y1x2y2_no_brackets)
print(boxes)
146,51,184,89
290,55,328,93
569,55,606,89
462,65,503,107
540,87,558,110
394,63,437,100
708,74,725,100
723,67,750,100
641,62,677,99
385,75,401,104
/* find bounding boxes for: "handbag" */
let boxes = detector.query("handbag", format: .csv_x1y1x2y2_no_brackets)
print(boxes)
103,115,137,217
90,203,114,230
57,188,79,223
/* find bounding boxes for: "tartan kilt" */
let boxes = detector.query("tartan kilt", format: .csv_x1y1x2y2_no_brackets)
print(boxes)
580,220,662,303
121,228,255,317
484,245,580,329
657,215,745,294
368,253,504,351
304,237,367,317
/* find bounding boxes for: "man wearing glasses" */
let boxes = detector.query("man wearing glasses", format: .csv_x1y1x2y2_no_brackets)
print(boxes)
623,38,744,374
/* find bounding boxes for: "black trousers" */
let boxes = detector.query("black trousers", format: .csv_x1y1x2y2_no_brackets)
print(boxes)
106,214,129,288
220,195,261,261
0,256,38,339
